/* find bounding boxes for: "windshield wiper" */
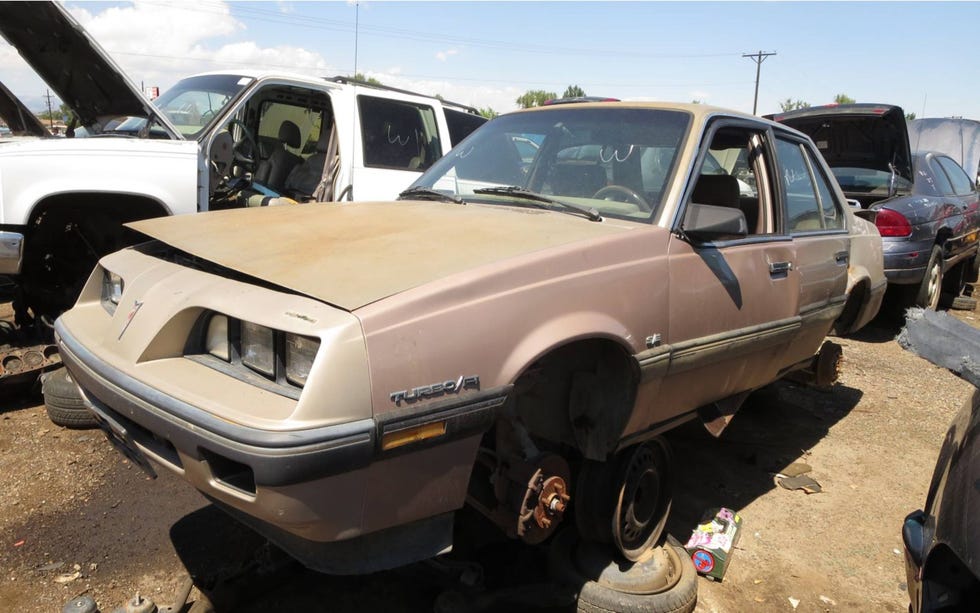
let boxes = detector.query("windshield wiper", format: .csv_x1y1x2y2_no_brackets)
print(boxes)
398,186,465,204
472,186,602,221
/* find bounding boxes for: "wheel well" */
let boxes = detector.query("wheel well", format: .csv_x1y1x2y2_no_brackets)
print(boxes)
834,279,868,335
18,193,170,317
511,338,639,461
922,543,980,607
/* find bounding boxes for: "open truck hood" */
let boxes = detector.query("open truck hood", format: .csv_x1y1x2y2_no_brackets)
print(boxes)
0,78,48,136
0,1,181,138
127,201,629,311
768,104,913,183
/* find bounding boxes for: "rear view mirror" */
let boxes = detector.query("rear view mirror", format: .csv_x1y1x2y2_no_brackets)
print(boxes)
682,203,747,242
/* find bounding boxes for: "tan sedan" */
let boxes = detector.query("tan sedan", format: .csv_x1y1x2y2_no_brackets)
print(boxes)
55,102,884,580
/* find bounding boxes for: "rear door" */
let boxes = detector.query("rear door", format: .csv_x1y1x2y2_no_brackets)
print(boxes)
773,133,850,362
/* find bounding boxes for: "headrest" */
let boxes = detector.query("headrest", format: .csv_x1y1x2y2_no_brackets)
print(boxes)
692,174,740,209
278,121,301,148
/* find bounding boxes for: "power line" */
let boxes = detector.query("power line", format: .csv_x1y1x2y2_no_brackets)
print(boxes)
742,50,776,115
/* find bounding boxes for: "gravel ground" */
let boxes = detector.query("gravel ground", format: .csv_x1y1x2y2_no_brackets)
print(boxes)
0,300,974,613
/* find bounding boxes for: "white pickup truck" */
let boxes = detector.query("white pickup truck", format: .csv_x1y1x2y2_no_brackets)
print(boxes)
0,2,485,326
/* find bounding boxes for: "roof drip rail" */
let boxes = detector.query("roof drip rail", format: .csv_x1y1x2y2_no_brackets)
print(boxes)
327,76,480,115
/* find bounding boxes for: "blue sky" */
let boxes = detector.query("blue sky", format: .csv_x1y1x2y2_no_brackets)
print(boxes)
2,1,978,119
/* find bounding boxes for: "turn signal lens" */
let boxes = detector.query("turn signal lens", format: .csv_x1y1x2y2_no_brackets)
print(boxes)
285,333,318,387
241,321,275,377
205,315,229,361
875,208,912,237
101,270,124,314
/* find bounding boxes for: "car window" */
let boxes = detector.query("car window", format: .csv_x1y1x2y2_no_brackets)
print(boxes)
444,108,486,145
776,137,828,233
687,126,770,235
936,155,975,195
805,147,845,230
359,95,443,171
926,157,955,196
412,107,692,222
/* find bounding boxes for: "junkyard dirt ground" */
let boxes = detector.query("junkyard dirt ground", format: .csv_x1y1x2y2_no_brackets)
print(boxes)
0,298,974,613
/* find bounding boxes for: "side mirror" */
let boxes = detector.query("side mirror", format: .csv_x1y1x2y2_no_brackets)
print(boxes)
682,203,747,243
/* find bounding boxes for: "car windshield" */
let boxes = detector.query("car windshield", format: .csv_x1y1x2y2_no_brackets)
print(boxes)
409,107,692,222
152,74,253,139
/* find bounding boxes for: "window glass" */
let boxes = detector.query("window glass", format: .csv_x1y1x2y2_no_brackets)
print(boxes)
776,138,823,232
688,126,766,234
806,149,844,230
936,156,974,195
409,107,691,222
359,96,442,171
444,108,486,145
927,157,955,195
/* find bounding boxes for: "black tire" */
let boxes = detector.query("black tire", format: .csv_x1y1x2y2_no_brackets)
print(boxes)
951,295,978,311
42,368,97,429
915,246,944,310
550,529,698,613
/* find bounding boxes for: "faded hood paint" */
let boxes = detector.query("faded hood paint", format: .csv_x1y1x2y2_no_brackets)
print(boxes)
127,201,630,310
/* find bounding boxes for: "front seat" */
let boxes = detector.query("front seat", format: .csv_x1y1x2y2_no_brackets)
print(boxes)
254,120,302,192
283,122,339,201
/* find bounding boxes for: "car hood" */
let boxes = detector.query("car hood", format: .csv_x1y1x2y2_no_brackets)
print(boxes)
0,1,181,138
910,118,980,181
127,201,631,310
0,78,48,136
768,104,913,183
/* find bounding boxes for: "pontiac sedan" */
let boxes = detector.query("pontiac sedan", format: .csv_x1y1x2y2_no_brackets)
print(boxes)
55,102,884,583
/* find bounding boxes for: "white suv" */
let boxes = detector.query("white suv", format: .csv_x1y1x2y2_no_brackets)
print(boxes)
0,2,485,324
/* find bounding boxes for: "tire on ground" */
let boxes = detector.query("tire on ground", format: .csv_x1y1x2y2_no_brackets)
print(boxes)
550,529,698,613
43,368,97,429
915,245,944,310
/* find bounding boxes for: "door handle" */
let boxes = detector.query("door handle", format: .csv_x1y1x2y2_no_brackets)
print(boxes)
769,261,792,277
835,250,849,265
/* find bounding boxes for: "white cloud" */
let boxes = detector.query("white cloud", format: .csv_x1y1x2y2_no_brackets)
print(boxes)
435,49,459,62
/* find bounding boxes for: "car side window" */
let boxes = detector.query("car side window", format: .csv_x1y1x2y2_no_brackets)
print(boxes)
358,95,443,171
927,157,955,196
936,156,975,195
776,137,841,233
806,148,845,230
689,126,772,235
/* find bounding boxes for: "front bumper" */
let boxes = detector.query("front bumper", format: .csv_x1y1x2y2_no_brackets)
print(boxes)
55,317,506,572
0,230,24,275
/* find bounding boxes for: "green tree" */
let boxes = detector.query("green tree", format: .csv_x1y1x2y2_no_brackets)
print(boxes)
833,93,855,104
562,84,586,98
348,72,383,86
516,90,557,109
906,112,917,121
478,107,498,119
779,98,810,112
691,99,703,105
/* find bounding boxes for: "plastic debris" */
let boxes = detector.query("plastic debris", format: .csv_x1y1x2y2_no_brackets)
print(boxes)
820,595,837,606
53,571,81,584
776,474,822,494
789,596,800,609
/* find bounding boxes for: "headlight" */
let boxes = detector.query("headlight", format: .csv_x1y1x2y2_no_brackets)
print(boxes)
205,314,230,361
285,333,318,386
241,321,275,378
101,270,124,314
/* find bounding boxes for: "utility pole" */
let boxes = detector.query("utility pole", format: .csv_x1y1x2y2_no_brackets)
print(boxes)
43,89,54,128
742,50,776,115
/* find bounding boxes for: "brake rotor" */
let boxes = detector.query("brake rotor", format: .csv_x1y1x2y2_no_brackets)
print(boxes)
515,453,571,544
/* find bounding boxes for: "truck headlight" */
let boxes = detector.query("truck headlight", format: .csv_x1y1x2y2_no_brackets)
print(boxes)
101,270,124,314
285,333,318,386
241,321,275,378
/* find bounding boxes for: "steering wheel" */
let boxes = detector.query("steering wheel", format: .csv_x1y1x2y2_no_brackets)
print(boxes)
592,185,651,211
227,119,259,169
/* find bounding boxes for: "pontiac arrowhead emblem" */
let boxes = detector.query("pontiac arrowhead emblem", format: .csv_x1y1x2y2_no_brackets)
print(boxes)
118,299,144,340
